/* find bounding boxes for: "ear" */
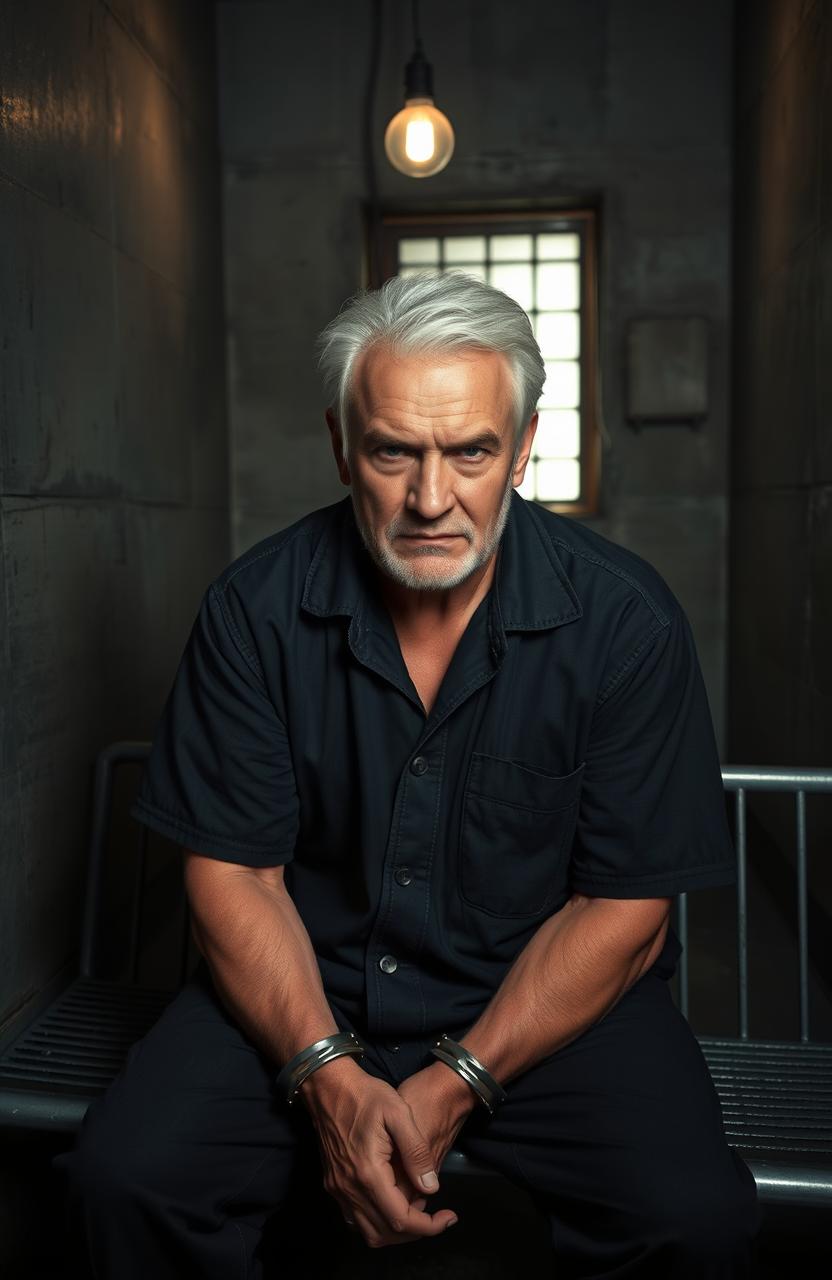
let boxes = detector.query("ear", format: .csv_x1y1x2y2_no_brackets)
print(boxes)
326,408,351,486
512,413,538,487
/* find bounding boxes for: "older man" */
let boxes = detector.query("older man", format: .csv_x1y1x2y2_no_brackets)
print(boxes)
60,274,761,1277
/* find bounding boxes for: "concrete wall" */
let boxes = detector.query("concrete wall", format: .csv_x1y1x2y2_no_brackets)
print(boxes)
730,0,832,896
217,0,734,741
0,0,230,1030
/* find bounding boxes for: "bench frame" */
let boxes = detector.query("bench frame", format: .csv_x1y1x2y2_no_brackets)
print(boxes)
678,766,832,1206
1,745,831,1206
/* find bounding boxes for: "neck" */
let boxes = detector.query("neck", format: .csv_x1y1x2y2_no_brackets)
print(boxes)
376,553,498,635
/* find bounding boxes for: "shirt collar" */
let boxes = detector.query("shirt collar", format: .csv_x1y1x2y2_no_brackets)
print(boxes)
495,491,582,631
301,492,582,636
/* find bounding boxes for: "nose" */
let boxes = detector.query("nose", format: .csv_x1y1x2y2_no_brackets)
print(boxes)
406,451,454,521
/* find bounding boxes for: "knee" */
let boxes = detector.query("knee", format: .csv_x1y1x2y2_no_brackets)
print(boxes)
647,1164,762,1260
59,1106,160,1213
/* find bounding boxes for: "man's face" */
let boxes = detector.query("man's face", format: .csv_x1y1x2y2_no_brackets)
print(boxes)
327,346,537,593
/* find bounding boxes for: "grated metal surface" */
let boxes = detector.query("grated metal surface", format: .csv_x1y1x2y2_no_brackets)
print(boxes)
701,1037,832,1157
0,977,172,1131
3,979,832,1202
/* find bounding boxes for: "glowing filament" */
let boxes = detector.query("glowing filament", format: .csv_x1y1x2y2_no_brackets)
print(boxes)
405,117,435,162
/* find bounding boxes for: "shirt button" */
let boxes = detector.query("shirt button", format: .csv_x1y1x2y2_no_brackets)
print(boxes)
386,1042,400,1052
410,755,428,776
394,867,412,886
379,954,398,974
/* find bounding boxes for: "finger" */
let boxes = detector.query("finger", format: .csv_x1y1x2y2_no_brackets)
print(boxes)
327,1159,420,1245
350,1195,418,1249
385,1109,441,1195
390,1167,428,1214
365,1155,458,1238
339,1165,418,1245
354,1197,457,1250
390,1149,426,1202
391,1156,428,1213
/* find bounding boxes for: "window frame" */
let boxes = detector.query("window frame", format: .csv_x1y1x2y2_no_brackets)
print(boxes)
373,209,600,517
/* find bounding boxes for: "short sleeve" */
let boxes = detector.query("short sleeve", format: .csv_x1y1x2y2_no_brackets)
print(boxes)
569,608,735,897
131,583,299,866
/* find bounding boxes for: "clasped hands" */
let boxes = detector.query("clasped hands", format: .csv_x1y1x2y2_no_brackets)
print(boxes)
304,1058,477,1249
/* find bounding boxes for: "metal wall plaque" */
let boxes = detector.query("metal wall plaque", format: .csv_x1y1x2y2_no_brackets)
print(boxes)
625,316,709,426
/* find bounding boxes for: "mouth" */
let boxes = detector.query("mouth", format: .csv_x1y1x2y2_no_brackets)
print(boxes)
395,533,465,542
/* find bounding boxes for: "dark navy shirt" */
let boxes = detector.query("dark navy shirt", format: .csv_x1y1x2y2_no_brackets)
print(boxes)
132,492,736,1041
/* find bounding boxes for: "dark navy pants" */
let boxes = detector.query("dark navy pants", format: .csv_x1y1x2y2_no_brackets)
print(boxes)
55,962,762,1279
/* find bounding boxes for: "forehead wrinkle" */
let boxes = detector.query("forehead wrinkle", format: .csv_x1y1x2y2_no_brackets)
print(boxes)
365,408,506,444
366,389,507,425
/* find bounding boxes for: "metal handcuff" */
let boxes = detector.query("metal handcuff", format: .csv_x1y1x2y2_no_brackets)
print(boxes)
274,1029,507,1229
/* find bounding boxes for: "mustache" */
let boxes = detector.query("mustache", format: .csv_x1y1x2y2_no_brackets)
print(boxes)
386,519,474,541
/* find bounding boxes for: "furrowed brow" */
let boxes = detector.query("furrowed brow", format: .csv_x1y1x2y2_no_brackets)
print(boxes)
453,430,503,451
362,428,415,450
362,428,503,451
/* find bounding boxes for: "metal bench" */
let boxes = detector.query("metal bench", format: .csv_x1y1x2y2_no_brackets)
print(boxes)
678,766,832,1206
0,743,179,1133
1,746,830,1209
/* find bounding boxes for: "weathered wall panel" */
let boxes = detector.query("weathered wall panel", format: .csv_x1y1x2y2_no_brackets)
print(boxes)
0,0,229,1036
217,0,734,740
0,180,120,496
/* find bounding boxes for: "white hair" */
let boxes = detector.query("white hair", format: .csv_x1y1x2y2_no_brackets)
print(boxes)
315,272,546,461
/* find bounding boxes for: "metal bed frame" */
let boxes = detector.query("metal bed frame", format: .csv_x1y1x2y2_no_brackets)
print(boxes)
0,746,830,1206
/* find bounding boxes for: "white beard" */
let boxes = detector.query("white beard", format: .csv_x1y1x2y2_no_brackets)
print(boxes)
352,468,516,593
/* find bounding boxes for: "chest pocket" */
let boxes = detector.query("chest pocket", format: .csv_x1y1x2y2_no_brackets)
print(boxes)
459,754,585,917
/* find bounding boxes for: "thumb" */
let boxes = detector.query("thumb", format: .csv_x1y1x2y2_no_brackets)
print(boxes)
387,1112,440,1193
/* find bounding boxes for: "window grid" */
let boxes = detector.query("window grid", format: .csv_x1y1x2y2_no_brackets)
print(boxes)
377,212,599,516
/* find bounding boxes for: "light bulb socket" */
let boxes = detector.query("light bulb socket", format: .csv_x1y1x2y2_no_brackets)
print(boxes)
404,42,434,99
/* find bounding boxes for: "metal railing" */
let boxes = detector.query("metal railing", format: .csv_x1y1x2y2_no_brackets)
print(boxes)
676,766,832,1042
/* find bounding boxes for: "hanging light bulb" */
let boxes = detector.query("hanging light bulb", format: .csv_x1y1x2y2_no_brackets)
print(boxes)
384,3,454,178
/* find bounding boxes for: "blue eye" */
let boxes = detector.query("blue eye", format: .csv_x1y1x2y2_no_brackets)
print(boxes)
459,446,485,458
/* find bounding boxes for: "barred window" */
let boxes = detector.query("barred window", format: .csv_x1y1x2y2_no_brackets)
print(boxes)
378,211,599,516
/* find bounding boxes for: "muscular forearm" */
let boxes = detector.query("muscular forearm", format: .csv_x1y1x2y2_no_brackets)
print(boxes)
184,852,364,1103
185,853,456,1241
447,894,670,1108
